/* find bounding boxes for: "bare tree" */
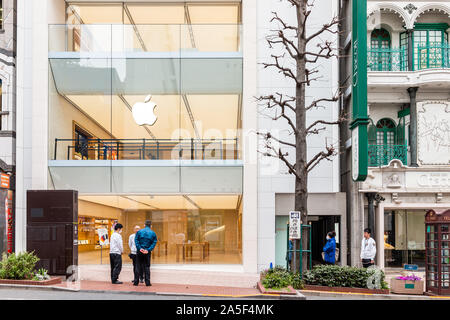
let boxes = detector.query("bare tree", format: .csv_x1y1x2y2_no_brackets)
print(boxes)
257,0,345,272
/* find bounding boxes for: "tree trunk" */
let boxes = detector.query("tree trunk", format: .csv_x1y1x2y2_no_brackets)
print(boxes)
293,0,309,274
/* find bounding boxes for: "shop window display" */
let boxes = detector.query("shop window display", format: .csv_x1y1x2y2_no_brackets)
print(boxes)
77,195,242,265
384,210,426,268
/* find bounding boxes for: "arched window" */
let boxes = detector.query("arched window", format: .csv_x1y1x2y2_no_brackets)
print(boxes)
369,28,392,71
371,28,391,49
376,118,396,146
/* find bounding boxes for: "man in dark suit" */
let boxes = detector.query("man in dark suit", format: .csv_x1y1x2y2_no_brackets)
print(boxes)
134,220,157,286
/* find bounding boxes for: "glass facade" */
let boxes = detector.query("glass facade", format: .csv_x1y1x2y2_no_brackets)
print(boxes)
384,210,427,268
48,2,243,265
78,195,242,265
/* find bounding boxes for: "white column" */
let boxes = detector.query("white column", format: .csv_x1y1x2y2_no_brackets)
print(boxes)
242,0,258,274
376,203,385,269
15,0,51,252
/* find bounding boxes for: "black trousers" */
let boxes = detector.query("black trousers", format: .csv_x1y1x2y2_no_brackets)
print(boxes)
109,253,122,283
362,259,374,268
130,253,144,281
135,251,151,285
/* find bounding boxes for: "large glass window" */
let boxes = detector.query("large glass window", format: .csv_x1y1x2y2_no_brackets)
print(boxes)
413,25,449,70
77,195,242,265
384,210,426,268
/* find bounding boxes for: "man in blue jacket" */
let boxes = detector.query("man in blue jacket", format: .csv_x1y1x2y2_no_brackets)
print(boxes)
134,220,157,286
323,231,337,265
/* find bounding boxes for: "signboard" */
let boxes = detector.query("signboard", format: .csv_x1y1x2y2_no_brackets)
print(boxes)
0,174,10,189
352,127,359,181
289,211,301,240
5,190,13,253
350,0,369,181
98,228,109,246
404,264,419,271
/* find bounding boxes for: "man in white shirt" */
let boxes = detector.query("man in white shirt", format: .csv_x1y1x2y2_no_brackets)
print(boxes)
360,228,377,268
128,225,143,283
110,223,124,284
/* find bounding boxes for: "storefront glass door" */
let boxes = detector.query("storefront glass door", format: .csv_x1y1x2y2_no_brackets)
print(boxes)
384,210,426,268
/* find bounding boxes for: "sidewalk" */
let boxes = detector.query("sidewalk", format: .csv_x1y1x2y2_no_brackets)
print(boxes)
77,265,260,288
56,280,266,298
0,280,304,300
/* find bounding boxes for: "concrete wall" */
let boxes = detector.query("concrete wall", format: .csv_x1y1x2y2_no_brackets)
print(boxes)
256,0,341,271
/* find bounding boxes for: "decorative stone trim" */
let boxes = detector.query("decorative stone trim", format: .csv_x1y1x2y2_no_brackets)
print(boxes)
404,4,418,15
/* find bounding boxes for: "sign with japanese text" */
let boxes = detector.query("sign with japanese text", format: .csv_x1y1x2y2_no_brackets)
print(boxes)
0,174,10,189
289,211,301,240
350,0,369,181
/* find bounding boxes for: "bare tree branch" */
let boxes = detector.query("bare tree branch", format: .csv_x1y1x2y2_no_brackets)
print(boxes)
305,16,341,43
257,132,296,148
306,144,337,172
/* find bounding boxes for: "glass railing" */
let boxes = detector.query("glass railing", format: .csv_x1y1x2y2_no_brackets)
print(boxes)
417,43,450,70
53,138,240,161
48,24,242,54
368,144,407,167
367,48,408,71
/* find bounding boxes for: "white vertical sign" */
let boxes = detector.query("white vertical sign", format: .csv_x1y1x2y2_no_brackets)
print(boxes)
289,211,301,239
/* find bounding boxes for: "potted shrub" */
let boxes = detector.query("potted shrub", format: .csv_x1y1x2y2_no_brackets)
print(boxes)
391,274,424,295
0,252,61,285
258,266,303,294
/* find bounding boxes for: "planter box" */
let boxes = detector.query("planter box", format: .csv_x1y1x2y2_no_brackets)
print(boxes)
303,284,389,295
390,279,424,295
0,277,62,286
257,282,297,295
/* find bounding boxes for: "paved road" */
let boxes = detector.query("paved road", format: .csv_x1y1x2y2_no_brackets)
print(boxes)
0,287,395,300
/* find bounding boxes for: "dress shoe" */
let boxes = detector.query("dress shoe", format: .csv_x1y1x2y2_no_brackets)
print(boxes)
146,283,152,287
112,281,123,284
133,282,139,286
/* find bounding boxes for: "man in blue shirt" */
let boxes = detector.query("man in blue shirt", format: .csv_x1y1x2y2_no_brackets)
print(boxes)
134,220,157,286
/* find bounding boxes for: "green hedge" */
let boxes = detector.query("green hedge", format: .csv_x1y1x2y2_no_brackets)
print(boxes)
303,265,388,289
260,266,305,290
0,252,40,280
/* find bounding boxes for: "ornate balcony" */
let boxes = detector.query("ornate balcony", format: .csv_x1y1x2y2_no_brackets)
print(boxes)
368,144,407,167
368,48,408,71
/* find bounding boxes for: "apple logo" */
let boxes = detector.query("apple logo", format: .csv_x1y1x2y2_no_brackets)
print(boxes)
132,95,158,126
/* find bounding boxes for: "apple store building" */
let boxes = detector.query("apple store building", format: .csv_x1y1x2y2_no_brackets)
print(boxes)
47,2,244,266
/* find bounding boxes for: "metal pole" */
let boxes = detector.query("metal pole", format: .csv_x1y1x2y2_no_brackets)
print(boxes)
299,224,303,275
286,223,289,270
309,225,312,270
407,87,419,167
54,139,58,160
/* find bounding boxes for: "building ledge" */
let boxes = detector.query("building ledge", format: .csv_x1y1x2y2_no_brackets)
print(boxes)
368,68,450,88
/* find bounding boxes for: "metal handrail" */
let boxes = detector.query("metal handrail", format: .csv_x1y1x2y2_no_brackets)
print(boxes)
54,138,239,161
367,47,408,71
286,223,312,277
368,144,407,167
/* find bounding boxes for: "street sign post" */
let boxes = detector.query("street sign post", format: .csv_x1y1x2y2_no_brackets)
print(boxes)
350,0,369,181
289,211,301,239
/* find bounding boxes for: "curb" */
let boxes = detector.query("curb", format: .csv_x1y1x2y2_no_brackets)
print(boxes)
300,289,450,300
0,283,79,293
0,283,306,300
